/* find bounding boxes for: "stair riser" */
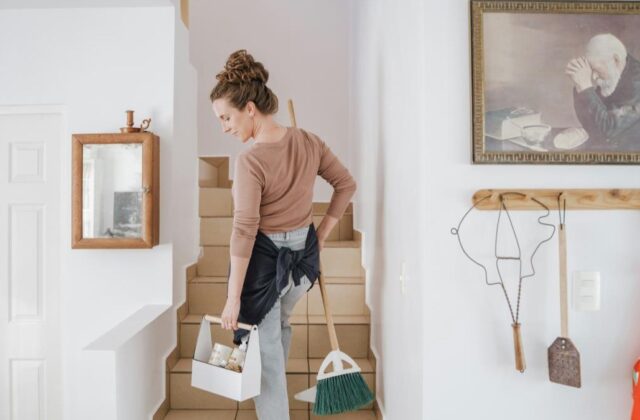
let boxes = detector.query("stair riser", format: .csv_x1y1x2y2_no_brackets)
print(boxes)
308,325,370,359
198,246,362,278
199,157,232,188
200,218,232,246
188,283,307,317
188,283,227,315
200,215,354,246
170,372,309,410
307,284,368,316
200,188,233,217
200,216,342,246
238,373,309,410
320,248,364,277
168,372,375,412
197,247,230,277
180,324,370,359
237,410,309,420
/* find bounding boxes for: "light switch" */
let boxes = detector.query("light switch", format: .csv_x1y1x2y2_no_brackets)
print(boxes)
573,271,601,311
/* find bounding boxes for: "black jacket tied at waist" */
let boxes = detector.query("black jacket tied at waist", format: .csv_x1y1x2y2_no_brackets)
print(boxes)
233,223,320,344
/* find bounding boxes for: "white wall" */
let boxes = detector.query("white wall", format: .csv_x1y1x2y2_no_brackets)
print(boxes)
189,0,350,200
170,0,200,309
348,0,426,418
0,4,199,419
421,1,640,420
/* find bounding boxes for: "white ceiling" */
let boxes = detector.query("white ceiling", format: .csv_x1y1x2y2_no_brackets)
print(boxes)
0,0,173,9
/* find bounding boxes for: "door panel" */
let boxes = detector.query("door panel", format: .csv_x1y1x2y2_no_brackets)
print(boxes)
0,106,64,420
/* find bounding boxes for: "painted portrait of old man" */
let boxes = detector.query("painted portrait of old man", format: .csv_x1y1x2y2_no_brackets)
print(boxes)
471,1,640,164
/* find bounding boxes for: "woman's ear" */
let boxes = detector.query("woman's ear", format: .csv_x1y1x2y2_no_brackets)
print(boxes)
246,101,256,117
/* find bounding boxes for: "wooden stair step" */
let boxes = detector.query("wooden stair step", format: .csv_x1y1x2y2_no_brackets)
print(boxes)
199,188,233,217
310,411,377,420
236,410,309,420
200,217,232,246
308,324,371,359
191,275,364,285
180,321,310,359
181,313,308,325
307,284,368,316
323,239,360,248
164,410,377,420
164,410,236,420
188,283,368,317
197,246,230,277
200,218,357,246
188,283,227,315
198,245,363,278
171,357,375,375
170,371,310,410
171,358,311,374
181,314,368,326
191,276,228,284
307,315,370,325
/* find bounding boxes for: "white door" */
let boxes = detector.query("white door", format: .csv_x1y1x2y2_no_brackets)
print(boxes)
0,106,64,420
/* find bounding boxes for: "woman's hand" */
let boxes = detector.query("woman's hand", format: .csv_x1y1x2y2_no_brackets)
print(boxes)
221,297,241,330
317,235,326,251
316,215,339,251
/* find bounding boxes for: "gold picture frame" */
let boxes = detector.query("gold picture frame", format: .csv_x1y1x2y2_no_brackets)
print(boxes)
471,1,640,164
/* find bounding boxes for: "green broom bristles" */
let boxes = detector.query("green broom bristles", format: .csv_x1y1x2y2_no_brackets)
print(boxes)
313,371,374,416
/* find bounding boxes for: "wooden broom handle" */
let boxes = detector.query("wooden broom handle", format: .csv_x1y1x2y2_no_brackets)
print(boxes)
287,99,339,351
512,323,526,373
318,267,340,351
559,224,569,338
204,315,254,332
288,99,297,128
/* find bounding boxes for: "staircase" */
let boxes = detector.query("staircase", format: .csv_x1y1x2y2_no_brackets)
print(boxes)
155,157,379,420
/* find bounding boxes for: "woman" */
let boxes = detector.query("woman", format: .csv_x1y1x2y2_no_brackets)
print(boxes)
209,49,356,419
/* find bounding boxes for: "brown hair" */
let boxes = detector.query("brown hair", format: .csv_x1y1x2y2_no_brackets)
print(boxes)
209,49,278,115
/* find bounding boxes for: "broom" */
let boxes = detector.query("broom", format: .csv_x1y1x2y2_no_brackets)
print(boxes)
287,99,374,414
312,265,374,415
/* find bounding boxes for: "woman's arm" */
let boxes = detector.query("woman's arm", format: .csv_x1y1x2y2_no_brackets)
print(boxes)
315,133,357,243
221,255,250,330
222,154,263,331
316,215,339,250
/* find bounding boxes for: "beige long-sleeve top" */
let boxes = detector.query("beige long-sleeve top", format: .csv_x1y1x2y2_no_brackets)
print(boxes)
230,126,356,258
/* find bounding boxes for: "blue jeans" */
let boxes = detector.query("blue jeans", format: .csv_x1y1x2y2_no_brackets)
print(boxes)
253,225,310,420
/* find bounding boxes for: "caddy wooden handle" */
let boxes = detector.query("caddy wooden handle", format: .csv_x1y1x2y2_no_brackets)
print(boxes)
318,266,340,351
559,224,569,338
204,315,254,332
512,323,526,373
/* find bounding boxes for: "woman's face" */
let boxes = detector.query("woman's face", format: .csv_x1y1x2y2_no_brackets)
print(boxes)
212,97,254,143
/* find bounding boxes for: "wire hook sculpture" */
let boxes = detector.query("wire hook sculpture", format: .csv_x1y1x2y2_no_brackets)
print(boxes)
451,192,556,372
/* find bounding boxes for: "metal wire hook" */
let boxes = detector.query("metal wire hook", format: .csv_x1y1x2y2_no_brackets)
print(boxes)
557,192,567,227
452,191,556,324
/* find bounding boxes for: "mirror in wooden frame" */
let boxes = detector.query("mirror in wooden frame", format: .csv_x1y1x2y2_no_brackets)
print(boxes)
72,132,159,248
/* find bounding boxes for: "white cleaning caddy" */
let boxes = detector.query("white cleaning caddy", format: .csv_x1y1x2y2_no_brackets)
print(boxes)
191,315,261,401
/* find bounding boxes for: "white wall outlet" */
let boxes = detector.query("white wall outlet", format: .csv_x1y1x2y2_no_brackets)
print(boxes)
572,271,601,311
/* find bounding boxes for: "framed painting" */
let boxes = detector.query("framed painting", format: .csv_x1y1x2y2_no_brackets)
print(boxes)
471,1,640,164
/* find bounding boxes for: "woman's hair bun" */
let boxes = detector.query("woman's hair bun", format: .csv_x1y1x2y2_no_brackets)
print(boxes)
217,49,269,85
210,49,278,115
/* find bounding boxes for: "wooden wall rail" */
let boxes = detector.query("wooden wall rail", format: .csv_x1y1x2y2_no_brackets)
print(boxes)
472,189,640,210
